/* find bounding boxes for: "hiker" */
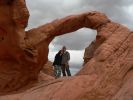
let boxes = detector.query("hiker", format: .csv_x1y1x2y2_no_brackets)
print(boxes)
53,50,63,78
61,46,71,76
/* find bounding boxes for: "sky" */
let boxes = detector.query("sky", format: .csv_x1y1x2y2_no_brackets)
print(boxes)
26,0,133,75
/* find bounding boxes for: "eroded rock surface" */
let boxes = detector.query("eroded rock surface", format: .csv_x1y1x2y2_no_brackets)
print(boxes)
0,0,133,100
41,61,54,76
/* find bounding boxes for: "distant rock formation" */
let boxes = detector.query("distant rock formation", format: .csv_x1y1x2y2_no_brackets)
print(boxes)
38,61,54,82
0,0,133,100
41,61,54,76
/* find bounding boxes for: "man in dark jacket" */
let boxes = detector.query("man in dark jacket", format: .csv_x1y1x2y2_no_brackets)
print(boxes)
53,50,63,78
61,46,71,76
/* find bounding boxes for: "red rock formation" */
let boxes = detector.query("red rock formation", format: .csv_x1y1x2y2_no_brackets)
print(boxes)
0,0,133,100
83,33,107,65
41,61,54,76
38,71,54,82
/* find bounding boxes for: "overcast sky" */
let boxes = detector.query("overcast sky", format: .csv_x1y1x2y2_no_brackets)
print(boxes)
26,0,133,74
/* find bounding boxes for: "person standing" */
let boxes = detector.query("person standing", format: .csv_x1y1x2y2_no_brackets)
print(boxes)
53,50,63,78
61,46,71,76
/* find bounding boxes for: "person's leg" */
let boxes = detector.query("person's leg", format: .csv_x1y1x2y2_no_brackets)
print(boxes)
66,65,71,76
54,65,58,78
61,64,66,76
56,65,61,78
58,66,62,77
56,66,59,78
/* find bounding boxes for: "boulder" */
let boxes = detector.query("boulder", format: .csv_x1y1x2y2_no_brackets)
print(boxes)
41,61,54,76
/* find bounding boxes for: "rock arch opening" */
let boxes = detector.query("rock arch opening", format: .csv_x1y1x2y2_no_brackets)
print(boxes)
48,28,97,75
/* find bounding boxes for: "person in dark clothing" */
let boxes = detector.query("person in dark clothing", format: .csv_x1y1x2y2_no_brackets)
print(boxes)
61,46,71,76
53,50,63,78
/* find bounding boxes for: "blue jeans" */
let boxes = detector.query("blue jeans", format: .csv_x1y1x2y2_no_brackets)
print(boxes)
61,64,71,76
54,65,61,78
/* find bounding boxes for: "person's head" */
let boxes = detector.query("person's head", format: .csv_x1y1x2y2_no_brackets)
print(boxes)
62,46,66,52
58,50,63,55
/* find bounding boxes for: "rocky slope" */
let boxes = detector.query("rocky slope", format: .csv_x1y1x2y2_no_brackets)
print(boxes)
0,0,132,100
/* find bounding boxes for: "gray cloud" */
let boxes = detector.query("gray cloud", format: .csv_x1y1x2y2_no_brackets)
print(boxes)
26,0,133,51
51,29,97,50
79,0,133,29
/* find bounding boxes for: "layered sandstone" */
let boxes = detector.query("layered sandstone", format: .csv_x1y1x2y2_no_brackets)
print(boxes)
41,61,54,76
0,0,132,100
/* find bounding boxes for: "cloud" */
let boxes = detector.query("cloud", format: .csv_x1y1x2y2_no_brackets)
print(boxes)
51,29,97,50
78,0,133,29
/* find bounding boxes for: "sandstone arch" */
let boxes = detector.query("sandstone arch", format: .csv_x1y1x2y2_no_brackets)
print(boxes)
0,0,133,100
